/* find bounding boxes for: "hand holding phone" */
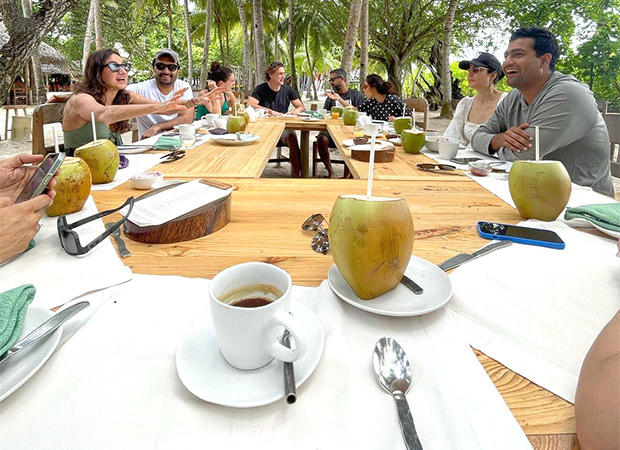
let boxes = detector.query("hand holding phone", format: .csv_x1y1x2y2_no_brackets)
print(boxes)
15,153,65,203
477,221,565,249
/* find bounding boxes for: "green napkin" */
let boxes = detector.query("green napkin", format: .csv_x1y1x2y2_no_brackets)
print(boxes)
153,136,181,150
0,284,36,355
564,203,620,232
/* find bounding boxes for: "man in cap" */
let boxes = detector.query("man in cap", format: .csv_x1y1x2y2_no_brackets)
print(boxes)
125,49,195,138
471,27,613,196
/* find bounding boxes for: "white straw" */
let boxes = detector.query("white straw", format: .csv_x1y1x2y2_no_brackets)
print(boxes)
412,108,416,130
91,112,97,142
53,124,60,153
367,134,376,198
535,126,539,161
402,103,406,117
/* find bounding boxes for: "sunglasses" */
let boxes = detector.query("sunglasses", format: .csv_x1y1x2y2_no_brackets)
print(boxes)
301,213,329,254
417,163,457,172
160,149,185,163
154,62,180,72
468,66,489,74
104,62,132,73
329,76,343,83
57,197,135,256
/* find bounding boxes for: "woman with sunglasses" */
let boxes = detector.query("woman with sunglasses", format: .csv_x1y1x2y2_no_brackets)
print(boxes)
358,74,411,121
444,53,507,147
195,62,238,118
62,49,187,155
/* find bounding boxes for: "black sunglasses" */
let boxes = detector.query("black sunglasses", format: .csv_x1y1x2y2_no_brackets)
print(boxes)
329,76,343,83
417,163,457,172
160,149,185,163
57,197,135,256
154,62,180,72
301,213,329,254
104,62,132,73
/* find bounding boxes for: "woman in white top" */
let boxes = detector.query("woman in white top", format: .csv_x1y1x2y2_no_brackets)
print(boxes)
444,52,507,147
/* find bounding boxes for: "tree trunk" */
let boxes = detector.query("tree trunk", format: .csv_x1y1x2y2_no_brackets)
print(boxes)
234,0,251,90
386,57,403,97
304,31,317,100
167,0,174,48
287,0,298,95
274,5,280,62
82,0,95,71
340,0,363,75
358,0,368,87
183,0,193,87
21,0,45,104
0,0,79,105
93,0,103,49
440,0,458,118
199,0,213,89
252,0,267,76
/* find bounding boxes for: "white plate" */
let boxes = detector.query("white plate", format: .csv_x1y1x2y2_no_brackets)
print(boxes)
389,137,402,146
328,256,453,317
212,135,260,146
117,146,152,154
176,300,324,408
589,221,620,239
349,141,394,151
0,307,63,403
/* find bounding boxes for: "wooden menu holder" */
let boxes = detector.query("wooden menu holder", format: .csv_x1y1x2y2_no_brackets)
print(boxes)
123,179,232,244
351,147,395,162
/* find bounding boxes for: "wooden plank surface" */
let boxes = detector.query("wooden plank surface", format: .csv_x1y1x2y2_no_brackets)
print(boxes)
147,121,285,178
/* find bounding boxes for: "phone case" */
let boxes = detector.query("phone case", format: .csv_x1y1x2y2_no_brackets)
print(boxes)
477,222,565,250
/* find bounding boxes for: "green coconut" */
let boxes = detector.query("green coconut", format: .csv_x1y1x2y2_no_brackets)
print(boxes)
343,109,359,126
509,160,572,221
393,117,413,135
45,157,92,217
75,139,119,184
401,129,425,154
238,108,250,126
227,116,247,133
331,106,344,118
329,195,414,300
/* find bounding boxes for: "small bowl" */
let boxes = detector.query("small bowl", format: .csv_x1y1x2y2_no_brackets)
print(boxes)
131,171,163,190
425,136,442,152
353,137,369,145
468,161,492,177
437,138,460,159
151,179,184,190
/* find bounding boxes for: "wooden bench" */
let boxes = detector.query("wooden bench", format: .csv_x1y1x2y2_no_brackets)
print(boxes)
2,105,28,140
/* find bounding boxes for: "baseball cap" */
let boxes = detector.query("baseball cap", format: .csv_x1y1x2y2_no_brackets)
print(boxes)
153,49,180,65
458,52,504,81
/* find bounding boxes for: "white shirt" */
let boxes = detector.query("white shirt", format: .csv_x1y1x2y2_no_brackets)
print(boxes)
125,79,194,138
444,92,508,147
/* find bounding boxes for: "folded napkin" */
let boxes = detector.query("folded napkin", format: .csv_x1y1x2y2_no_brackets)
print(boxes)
0,284,36,354
564,203,620,232
152,136,181,150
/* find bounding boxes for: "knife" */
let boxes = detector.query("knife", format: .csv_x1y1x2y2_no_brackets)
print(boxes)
0,301,89,365
401,275,423,295
438,240,512,271
106,222,131,258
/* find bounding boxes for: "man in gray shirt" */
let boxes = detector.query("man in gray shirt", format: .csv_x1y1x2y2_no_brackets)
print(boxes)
472,27,614,197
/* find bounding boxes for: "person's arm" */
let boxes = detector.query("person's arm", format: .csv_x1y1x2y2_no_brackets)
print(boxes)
140,87,196,137
444,98,468,145
471,98,511,156
326,92,349,108
290,98,305,115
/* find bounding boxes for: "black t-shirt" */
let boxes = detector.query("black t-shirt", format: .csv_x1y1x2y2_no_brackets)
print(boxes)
322,88,365,110
250,83,299,114
358,94,411,121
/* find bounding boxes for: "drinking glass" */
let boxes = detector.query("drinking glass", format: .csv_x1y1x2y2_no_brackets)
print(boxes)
178,125,196,149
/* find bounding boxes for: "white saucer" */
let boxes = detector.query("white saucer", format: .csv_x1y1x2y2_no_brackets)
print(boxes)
176,300,324,408
589,221,620,239
389,137,402,146
212,135,260,146
328,256,453,317
301,117,320,122
0,307,63,403
348,140,393,151
117,145,152,154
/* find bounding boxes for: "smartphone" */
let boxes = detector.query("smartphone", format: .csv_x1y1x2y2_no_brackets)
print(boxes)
477,221,565,250
16,153,65,203
450,157,481,164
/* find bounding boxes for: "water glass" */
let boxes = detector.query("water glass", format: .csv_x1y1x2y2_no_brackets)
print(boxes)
178,125,196,149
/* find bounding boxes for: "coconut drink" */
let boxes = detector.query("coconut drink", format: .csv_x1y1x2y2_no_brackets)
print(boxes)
227,115,247,133
45,157,92,217
75,139,119,184
329,195,414,300
509,160,571,221
343,109,359,126
401,129,425,154
393,117,413,135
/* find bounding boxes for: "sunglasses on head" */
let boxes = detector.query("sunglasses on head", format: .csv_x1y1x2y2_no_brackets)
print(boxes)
468,66,489,74
301,213,329,254
417,163,457,172
104,62,131,73
57,197,134,256
154,62,180,72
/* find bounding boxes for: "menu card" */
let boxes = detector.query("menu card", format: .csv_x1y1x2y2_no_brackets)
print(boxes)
122,179,232,227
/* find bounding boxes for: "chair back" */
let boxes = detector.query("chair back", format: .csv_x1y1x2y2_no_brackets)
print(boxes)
233,90,244,104
603,112,620,177
32,103,65,155
403,98,430,130
596,100,608,114
310,103,318,111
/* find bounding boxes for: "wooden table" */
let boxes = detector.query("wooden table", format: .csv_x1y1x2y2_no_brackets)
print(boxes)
92,177,578,450
147,121,285,178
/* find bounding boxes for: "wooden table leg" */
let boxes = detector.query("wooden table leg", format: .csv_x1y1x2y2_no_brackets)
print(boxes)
4,108,9,140
300,130,310,178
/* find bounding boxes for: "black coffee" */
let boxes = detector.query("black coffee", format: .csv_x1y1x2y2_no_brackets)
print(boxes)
230,297,273,308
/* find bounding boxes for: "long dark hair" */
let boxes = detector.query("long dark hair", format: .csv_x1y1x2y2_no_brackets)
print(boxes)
365,74,393,95
208,61,233,85
74,49,131,133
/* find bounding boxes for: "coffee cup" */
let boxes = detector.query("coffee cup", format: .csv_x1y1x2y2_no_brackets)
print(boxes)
209,262,308,370
401,129,425,154
202,113,219,127
214,117,228,129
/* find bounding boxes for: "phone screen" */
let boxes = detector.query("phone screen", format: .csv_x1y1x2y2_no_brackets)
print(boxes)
15,153,64,203
478,222,564,244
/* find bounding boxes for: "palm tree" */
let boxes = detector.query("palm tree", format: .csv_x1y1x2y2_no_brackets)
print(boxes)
358,0,368,86
341,0,363,74
182,0,193,87
198,0,212,89
82,0,94,71
440,0,458,118
234,0,251,89
134,0,175,48
93,0,103,50
252,0,267,76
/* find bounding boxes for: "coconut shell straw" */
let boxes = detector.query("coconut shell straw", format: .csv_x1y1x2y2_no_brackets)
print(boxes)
535,126,539,161
364,123,381,197
412,108,416,130
91,112,97,142
53,124,60,153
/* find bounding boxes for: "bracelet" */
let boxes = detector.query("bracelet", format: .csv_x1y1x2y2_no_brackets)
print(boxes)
191,97,198,106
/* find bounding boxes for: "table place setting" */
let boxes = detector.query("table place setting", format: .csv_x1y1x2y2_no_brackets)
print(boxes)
446,220,620,402
89,153,165,191
0,273,533,449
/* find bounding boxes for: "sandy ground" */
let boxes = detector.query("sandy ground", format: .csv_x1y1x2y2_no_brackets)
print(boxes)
1,98,618,198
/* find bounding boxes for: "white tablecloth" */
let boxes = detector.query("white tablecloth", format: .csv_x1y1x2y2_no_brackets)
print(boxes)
0,275,531,450
90,153,164,191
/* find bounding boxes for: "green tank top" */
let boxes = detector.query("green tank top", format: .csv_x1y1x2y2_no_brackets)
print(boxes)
195,99,229,119
63,122,122,154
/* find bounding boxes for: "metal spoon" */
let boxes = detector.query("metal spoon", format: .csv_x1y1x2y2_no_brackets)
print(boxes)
372,337,424,450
